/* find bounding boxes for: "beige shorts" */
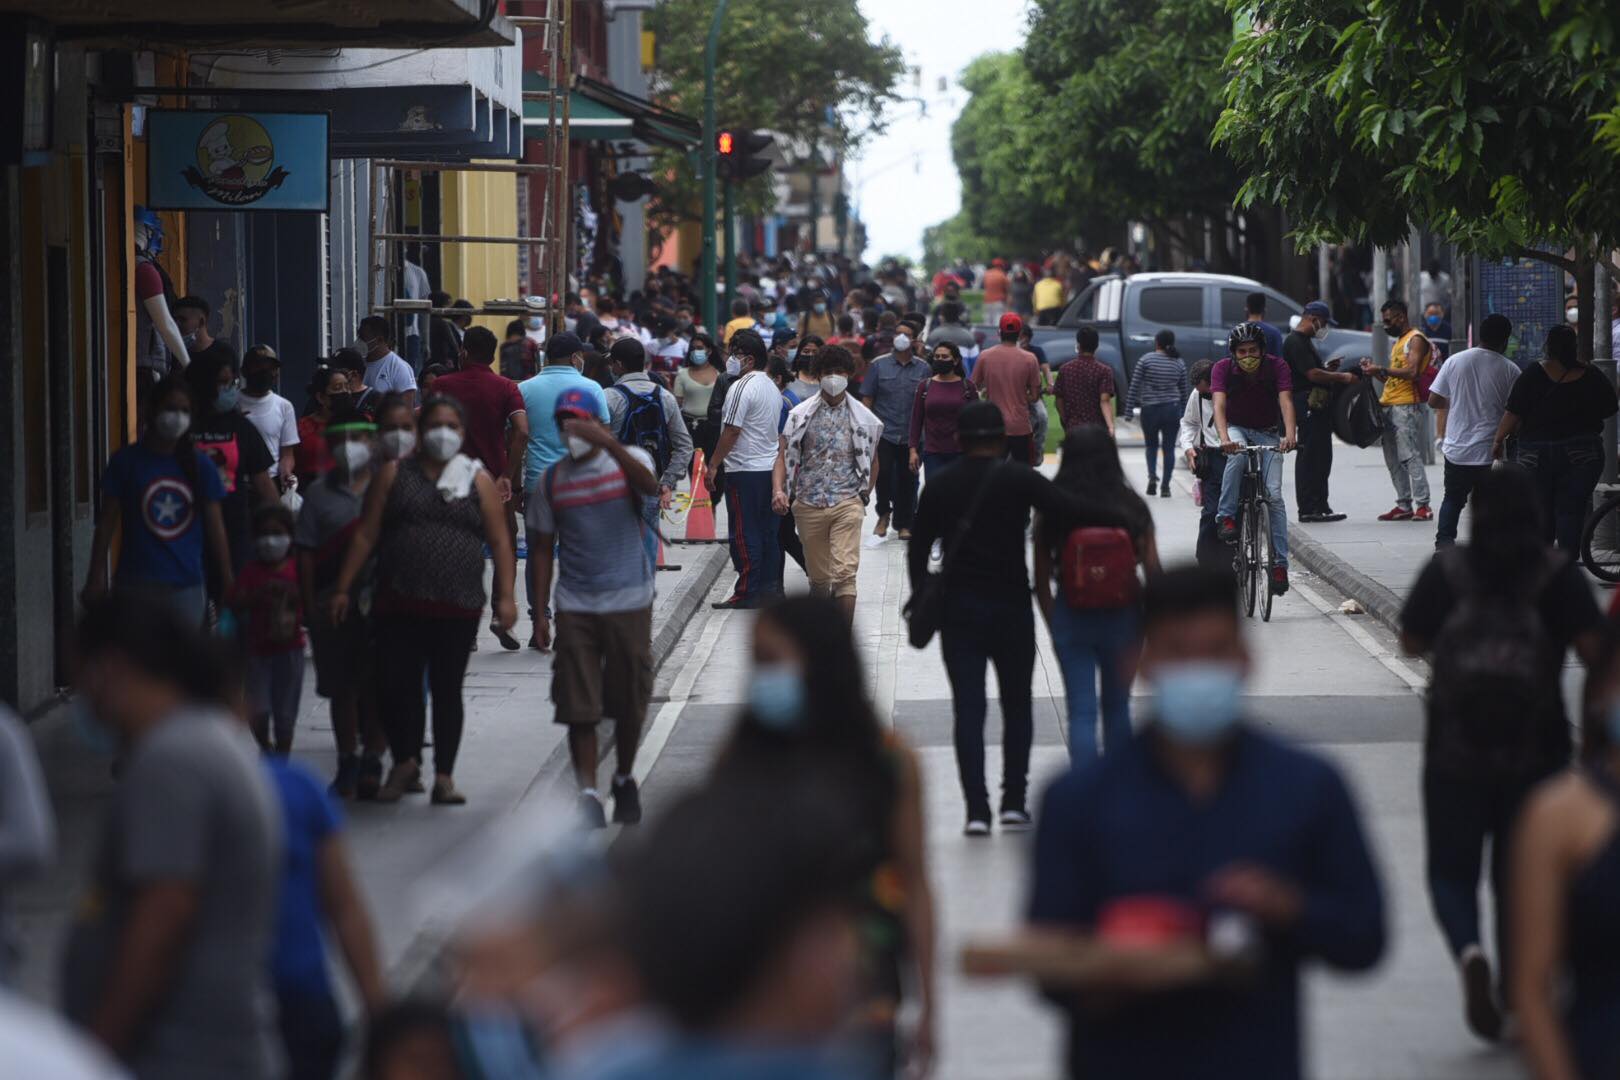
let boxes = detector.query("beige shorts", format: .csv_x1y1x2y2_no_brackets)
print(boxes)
794,497,865,599
551,607,653,727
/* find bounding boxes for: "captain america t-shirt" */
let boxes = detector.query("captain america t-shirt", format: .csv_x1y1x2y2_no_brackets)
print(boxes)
102,443,227,587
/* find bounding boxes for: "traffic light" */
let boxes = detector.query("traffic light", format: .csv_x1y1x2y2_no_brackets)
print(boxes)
716,128,773,182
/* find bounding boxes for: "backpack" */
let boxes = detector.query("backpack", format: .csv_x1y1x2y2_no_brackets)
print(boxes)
610,384,672,476
1427,551,1562,772
1059,527,1139,609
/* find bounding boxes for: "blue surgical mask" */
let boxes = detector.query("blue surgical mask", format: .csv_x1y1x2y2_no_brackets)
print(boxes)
216,385,240,411
1425,313,1442,328
748,664,806,732
1606,702,1620,747
1152,662,1243,745
73,697,119,756
690,350,709,366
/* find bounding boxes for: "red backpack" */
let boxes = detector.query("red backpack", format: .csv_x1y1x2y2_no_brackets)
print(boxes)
1060,527,1140,608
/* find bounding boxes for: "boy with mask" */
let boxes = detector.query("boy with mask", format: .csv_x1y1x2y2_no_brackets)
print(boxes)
1027,566,1385,1079
229,505,306,753
237,344,300,487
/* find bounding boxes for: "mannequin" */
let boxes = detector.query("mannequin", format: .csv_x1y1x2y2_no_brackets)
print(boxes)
134,206,190,383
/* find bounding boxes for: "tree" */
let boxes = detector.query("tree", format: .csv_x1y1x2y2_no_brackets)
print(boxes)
922,212,1000,272
1217,0,1620,357
645,0,905,227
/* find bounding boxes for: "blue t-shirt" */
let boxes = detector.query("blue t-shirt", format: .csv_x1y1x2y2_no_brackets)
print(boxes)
1255,319,1285,358
264,757,341,998
102,443,228,587
519,367,612,484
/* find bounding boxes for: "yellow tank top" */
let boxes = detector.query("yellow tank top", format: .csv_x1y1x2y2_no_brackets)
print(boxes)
1380,328,1430,406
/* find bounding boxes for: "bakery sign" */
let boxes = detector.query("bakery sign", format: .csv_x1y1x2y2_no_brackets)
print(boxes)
146,111,329,212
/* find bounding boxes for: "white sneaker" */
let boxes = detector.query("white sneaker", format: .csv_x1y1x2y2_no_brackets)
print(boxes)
963,818,991,837
999,809,1033,831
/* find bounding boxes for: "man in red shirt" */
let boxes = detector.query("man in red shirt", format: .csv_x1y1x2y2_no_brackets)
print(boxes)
971,313,1044,463
981,258,1010,325
429,326,531,649
1052,325,1118,439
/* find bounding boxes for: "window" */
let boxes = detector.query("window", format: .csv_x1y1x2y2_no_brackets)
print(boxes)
1139,286,1203,326
1096,279,1125,323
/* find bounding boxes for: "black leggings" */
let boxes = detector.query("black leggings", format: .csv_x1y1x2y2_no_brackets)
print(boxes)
377,613,478,775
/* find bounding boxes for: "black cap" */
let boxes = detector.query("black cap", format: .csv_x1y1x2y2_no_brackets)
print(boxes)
957,401,1006,440
545,332,584,361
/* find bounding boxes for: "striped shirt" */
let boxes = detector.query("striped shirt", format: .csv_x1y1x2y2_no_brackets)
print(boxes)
526,446,655,614
1127,351,1191,410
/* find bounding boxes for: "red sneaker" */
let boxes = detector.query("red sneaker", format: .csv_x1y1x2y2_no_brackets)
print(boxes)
1217,516,1238,543
1411,505,1434,522
1377,506,1414,522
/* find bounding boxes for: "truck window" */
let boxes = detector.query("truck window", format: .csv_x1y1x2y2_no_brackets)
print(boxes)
1094,278,1124,322
1139,286,1202,326
1062,277,1124,326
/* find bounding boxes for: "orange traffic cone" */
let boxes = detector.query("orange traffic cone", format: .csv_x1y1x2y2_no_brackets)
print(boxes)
685,449,717,541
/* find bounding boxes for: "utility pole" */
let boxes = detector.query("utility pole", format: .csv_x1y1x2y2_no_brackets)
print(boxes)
723,176,736,312
700,0,728,331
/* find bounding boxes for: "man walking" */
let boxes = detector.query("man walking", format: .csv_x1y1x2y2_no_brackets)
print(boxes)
972,313,1046,463
861,323,930,539
1244,290,1285,357
1051,325,1116,439
1213,323,1297,595
773,347,883,624
1427,314,1518,547
1283,301,1355,522
1028,567,1385,1078
981,258,1009,325
1362,299,1434,521
237,345,300,487
606,337,693,568
354,316,417,409
526,391,661,828
706,329,785,608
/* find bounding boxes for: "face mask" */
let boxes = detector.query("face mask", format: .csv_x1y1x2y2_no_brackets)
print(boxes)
256,534,291,562
566,434,594,460
380,429,416,460
153,409,190,440
820,375,849,397
327,392,354,413
216,385,240,411
244,371,275,395
334,440,372,474
351,337,372,355
690,350,709,366
1425,314,1443,328
423,426,462,462
1153,661,1244,746
813,302,828,314
893,334,913,353
73,697,119,756
748,664,806,732
932,358,954,375
1236,354,1262,374
182,329,199,347
1567,307,1581,324
1313,323,1331,342
528,317,543,330
725,357,742,376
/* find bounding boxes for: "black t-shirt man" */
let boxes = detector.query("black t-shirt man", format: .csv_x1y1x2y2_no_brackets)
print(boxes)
191,409,274,575
1281,330,1324,411
188,340,237,372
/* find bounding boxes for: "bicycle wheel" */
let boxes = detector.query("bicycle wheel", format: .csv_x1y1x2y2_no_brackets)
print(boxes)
1238,489,1258,617
1581,492,1620,583
1255,496,1274,622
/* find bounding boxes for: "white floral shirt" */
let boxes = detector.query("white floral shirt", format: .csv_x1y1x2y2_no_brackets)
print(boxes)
781,392,884,505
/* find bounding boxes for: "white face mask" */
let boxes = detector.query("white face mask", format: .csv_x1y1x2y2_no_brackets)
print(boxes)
820,375,849,397
725,357,742,376
380,429,416,460
256,534,291,562
893,334,913,353
566,434,595,460
1566,307,1581,324
422,426,462,462
1313,322,1331,342
153,409,190,440
334,440,372,474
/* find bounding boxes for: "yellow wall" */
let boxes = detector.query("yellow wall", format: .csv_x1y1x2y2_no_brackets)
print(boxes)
440,162,520,334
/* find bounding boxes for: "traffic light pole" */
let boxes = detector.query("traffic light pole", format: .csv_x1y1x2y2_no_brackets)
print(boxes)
700,0,728,332
723,177,737,312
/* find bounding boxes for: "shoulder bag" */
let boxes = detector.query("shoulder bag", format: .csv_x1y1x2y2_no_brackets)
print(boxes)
903,464,1001,649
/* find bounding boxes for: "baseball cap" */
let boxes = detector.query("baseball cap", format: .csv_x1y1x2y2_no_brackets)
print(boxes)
546,332,585,361
998,312,1024,336
1302,301,1337,327
554,387,597,421
957,401,1006,440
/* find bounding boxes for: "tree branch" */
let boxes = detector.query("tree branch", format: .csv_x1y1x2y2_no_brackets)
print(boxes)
1515,245,1576,273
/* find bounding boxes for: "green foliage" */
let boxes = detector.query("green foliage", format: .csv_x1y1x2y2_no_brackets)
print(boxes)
922,211,1001,271
644,0,905,225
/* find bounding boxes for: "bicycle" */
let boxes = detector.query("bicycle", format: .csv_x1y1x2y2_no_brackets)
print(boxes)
1581,488,1620,583
1226,444,1288,622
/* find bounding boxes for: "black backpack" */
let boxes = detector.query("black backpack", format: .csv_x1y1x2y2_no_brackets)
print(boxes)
611,383,672,476
1428,550,1562,772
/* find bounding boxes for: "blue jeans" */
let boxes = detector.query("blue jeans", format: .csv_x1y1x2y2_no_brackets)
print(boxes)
1139,402,1180,483
724,470,782,603
640,493,661,569
1518,435,1604,553
1048,603,1138,764
1215,427,1289,567
922,451,960,480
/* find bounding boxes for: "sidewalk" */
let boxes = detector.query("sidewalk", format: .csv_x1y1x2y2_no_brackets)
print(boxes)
11,543,727,1006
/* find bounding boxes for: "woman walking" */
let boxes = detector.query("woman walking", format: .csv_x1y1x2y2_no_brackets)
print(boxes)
331,396,517,805
1033,426,1161,762
675,332,721,462
908,341,979,480
712,598,936,1078
1493,323,1619,552
293,366,351,490
1126,329,1190,497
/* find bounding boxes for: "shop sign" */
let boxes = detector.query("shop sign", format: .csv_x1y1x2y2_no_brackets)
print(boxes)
146,110,329,211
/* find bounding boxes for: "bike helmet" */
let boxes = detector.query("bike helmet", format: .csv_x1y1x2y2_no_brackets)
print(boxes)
1227,322,1267,354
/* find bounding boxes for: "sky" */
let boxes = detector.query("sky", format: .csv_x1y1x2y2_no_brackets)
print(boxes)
851,0,1032,263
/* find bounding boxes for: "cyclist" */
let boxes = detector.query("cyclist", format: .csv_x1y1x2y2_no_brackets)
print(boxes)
1212,323,1297,595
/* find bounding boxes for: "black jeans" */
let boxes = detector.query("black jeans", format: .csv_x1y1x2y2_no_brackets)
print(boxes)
1423,764,1555,984
1518,435,1604,553
940,584,1036,819
1139,402,1180,483
1005,433,1034,466
874,439,918,528
1195,456,1229,573
1436,459,1492,546
377,613,479,775
1295,403,1335,515
779,505,806,572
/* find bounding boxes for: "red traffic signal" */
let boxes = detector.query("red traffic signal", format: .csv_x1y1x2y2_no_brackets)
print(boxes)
716,128,773,182
717,130,735,155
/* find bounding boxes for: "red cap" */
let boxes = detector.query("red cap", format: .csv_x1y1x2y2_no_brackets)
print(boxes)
998,312,1024,335
991,257,1006,269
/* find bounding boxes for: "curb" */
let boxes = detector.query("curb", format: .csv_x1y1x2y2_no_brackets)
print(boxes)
650,545,728,671
1287,523,1406,635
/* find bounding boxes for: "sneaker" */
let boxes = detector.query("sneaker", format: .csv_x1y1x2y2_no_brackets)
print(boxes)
492,622,521,651
356,754,384,801
1377,506,1414,521
999,808,1033,831
1269,565,1289,595
1459,945,1503,1041
1217,516,1238,543
1146,479,1158,496
711,595,755,610
431,777,467,806
611,775,642,825
874,514,891,538
1159,485,1172,499
963,817,992,838
328,754,360,799
578,791,607,830
1411,505,1434,522
1317,509,1347,522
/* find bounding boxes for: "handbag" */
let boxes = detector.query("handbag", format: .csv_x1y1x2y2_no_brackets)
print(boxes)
903,463,1001,648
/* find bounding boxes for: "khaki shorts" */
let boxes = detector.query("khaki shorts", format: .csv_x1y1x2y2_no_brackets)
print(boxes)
794,497,865,599
552,607,653,727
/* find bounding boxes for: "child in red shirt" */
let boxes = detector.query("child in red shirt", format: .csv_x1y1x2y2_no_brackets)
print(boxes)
231,504,306,753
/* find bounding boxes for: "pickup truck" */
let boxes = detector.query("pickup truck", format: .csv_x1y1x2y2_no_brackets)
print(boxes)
978,272,1374,394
